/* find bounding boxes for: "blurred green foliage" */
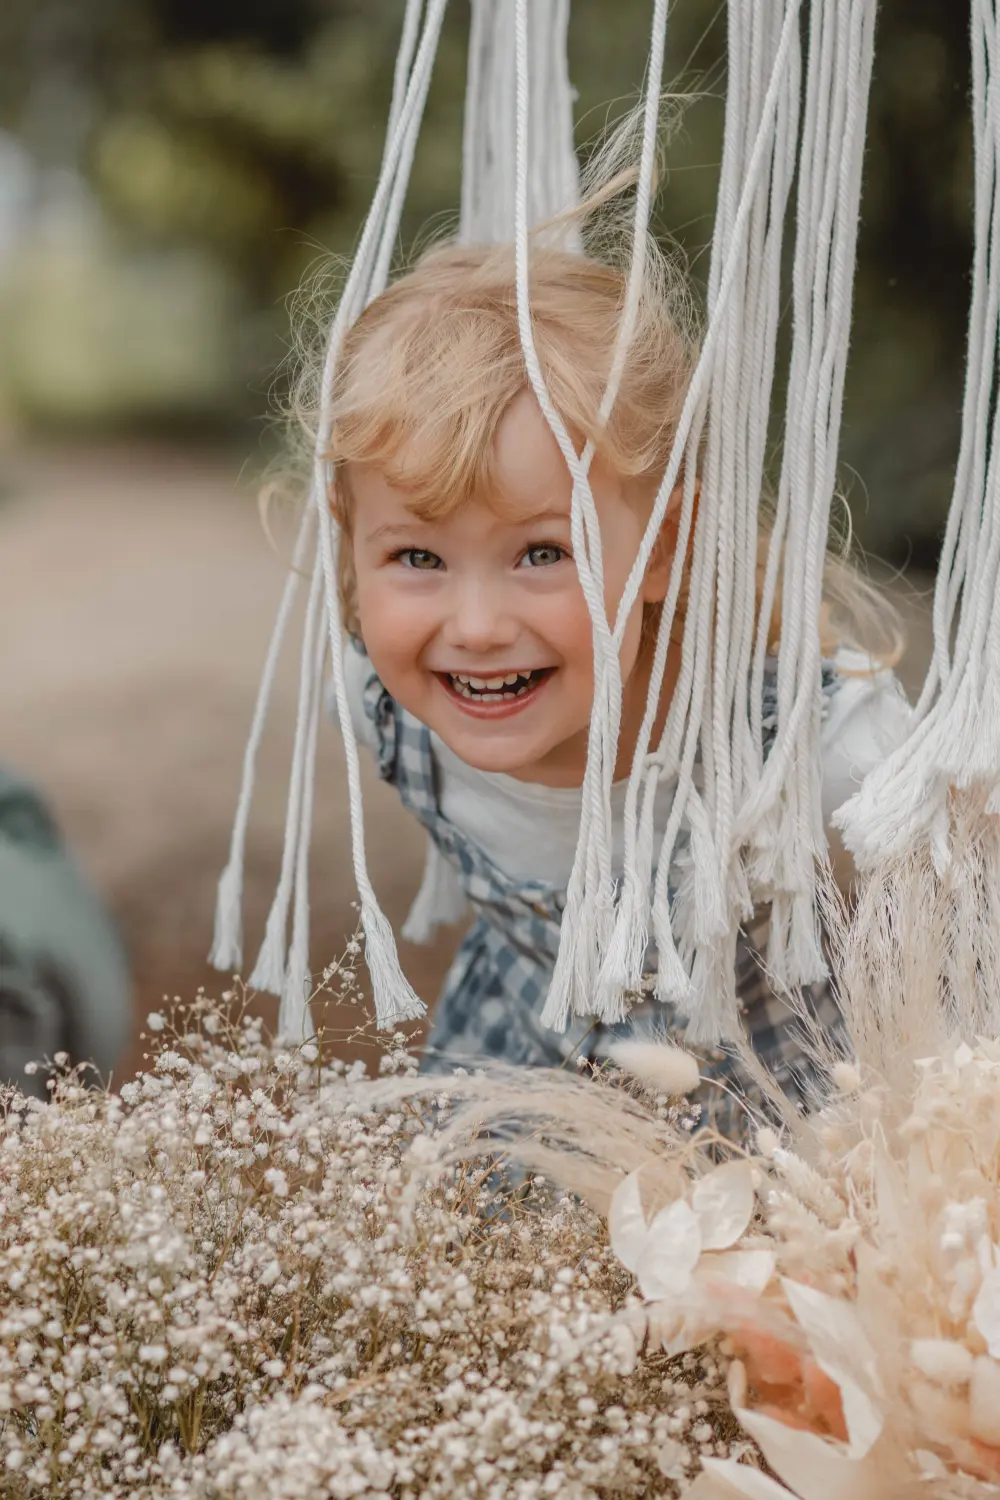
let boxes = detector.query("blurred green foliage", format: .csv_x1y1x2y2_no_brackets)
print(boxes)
0,0,974,560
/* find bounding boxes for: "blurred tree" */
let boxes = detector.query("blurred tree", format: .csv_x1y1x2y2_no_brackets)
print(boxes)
0,0,976,558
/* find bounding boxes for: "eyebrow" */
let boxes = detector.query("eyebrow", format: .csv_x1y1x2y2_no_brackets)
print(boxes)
363,507,570,543
513,507,571,527
364,522,428,542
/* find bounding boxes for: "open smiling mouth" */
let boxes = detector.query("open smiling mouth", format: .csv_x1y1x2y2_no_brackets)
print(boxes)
439,668,553,706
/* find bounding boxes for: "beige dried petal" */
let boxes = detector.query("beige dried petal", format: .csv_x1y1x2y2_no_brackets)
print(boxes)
608,1169,647,1274
692,1160,756,1250
736,1406,882,1500
653,1299,720,1359
913,1449,948,1480
902,1378,971,1449
700,1249,776,1296
969,1356,1000,1445
871,1137,907,1241
635,1198,702,1301
780,1279,883,1459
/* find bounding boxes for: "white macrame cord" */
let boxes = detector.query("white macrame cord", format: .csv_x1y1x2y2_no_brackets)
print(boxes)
212,0,922,1052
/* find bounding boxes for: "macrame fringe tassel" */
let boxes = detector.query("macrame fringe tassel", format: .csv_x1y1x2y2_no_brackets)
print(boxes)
361,899,426,1029
215,0,445,1026
684,932,741,1048
401,839,469,944
277,582,327,1045
209,506,317,976
209,861,244,974
597,871,651,1008
248,554,325,996
836,0,1000,877
249,904,293,997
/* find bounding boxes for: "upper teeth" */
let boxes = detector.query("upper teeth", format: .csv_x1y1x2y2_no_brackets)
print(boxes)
453,672,524,689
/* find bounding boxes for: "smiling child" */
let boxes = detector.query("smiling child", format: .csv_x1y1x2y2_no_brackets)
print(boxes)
323,233,912,1119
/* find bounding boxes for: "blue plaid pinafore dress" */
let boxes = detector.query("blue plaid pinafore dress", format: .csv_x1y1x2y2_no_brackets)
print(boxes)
358,651,845,1128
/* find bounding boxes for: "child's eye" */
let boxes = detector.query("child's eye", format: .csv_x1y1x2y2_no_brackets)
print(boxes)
395,548,443,571
519,543,566,568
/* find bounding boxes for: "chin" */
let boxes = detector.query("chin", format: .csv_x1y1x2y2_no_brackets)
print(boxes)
440,730,544,775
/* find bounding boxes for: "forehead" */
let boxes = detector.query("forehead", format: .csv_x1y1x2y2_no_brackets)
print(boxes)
345,388,628,536
348,390,579,530
490,390,573,512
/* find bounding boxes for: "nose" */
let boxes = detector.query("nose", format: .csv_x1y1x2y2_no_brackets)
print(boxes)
440,575,519,655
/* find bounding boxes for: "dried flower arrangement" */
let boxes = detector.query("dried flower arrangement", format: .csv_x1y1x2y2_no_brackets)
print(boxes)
6,818,1000,1497
0,948,746,1499
417,831,1000,1500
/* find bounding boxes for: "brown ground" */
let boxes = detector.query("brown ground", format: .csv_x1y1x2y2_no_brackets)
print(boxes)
0,444,933,1084
0,445,459,1080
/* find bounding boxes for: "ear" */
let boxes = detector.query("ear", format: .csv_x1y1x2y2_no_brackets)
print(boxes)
640,480,689,604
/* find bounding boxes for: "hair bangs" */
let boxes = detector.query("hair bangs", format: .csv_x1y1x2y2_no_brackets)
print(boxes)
330,292,526,525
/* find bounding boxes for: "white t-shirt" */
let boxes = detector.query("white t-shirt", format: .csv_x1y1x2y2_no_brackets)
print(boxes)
342,646,912,892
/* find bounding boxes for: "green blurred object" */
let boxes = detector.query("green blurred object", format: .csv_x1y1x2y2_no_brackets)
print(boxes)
1,190,245,427
0,0,978,560
0,766,131,1100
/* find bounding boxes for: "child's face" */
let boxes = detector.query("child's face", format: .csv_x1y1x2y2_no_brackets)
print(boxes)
348,390,673,785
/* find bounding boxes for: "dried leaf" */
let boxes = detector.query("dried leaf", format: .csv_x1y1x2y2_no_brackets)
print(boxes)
736,1406,881,1500
634,1198,702,1301
692,1160,756,1250
691,1457,796,1499
608,1169,647,1274
781,1279,883,1458
660,1302,718,1358
700,1248,776,1295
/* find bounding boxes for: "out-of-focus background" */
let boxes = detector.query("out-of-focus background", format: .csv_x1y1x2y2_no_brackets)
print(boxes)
0,0,965,1080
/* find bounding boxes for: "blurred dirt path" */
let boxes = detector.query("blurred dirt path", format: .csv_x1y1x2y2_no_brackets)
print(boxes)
0,445,933,1083
0,445,456,1078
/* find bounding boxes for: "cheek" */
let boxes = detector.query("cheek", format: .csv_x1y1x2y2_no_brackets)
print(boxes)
353,567,429,674
528,576,594,670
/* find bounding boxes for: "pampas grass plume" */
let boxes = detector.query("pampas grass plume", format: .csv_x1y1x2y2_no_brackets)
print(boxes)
607,1039,701,1096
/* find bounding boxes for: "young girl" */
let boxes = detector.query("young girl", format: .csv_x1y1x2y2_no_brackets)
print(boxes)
320,222,912,1123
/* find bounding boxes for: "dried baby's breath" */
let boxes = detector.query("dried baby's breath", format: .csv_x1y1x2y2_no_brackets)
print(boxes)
0,965,734,1497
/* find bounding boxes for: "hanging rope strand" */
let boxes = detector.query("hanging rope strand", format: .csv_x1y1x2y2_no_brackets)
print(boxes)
593,0,804,1034
280,583,329,1041
248,553,325,995
209,505,316,972
308,0,450,1030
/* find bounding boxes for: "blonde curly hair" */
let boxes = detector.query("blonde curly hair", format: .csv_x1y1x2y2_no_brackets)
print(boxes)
283,134,901,670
